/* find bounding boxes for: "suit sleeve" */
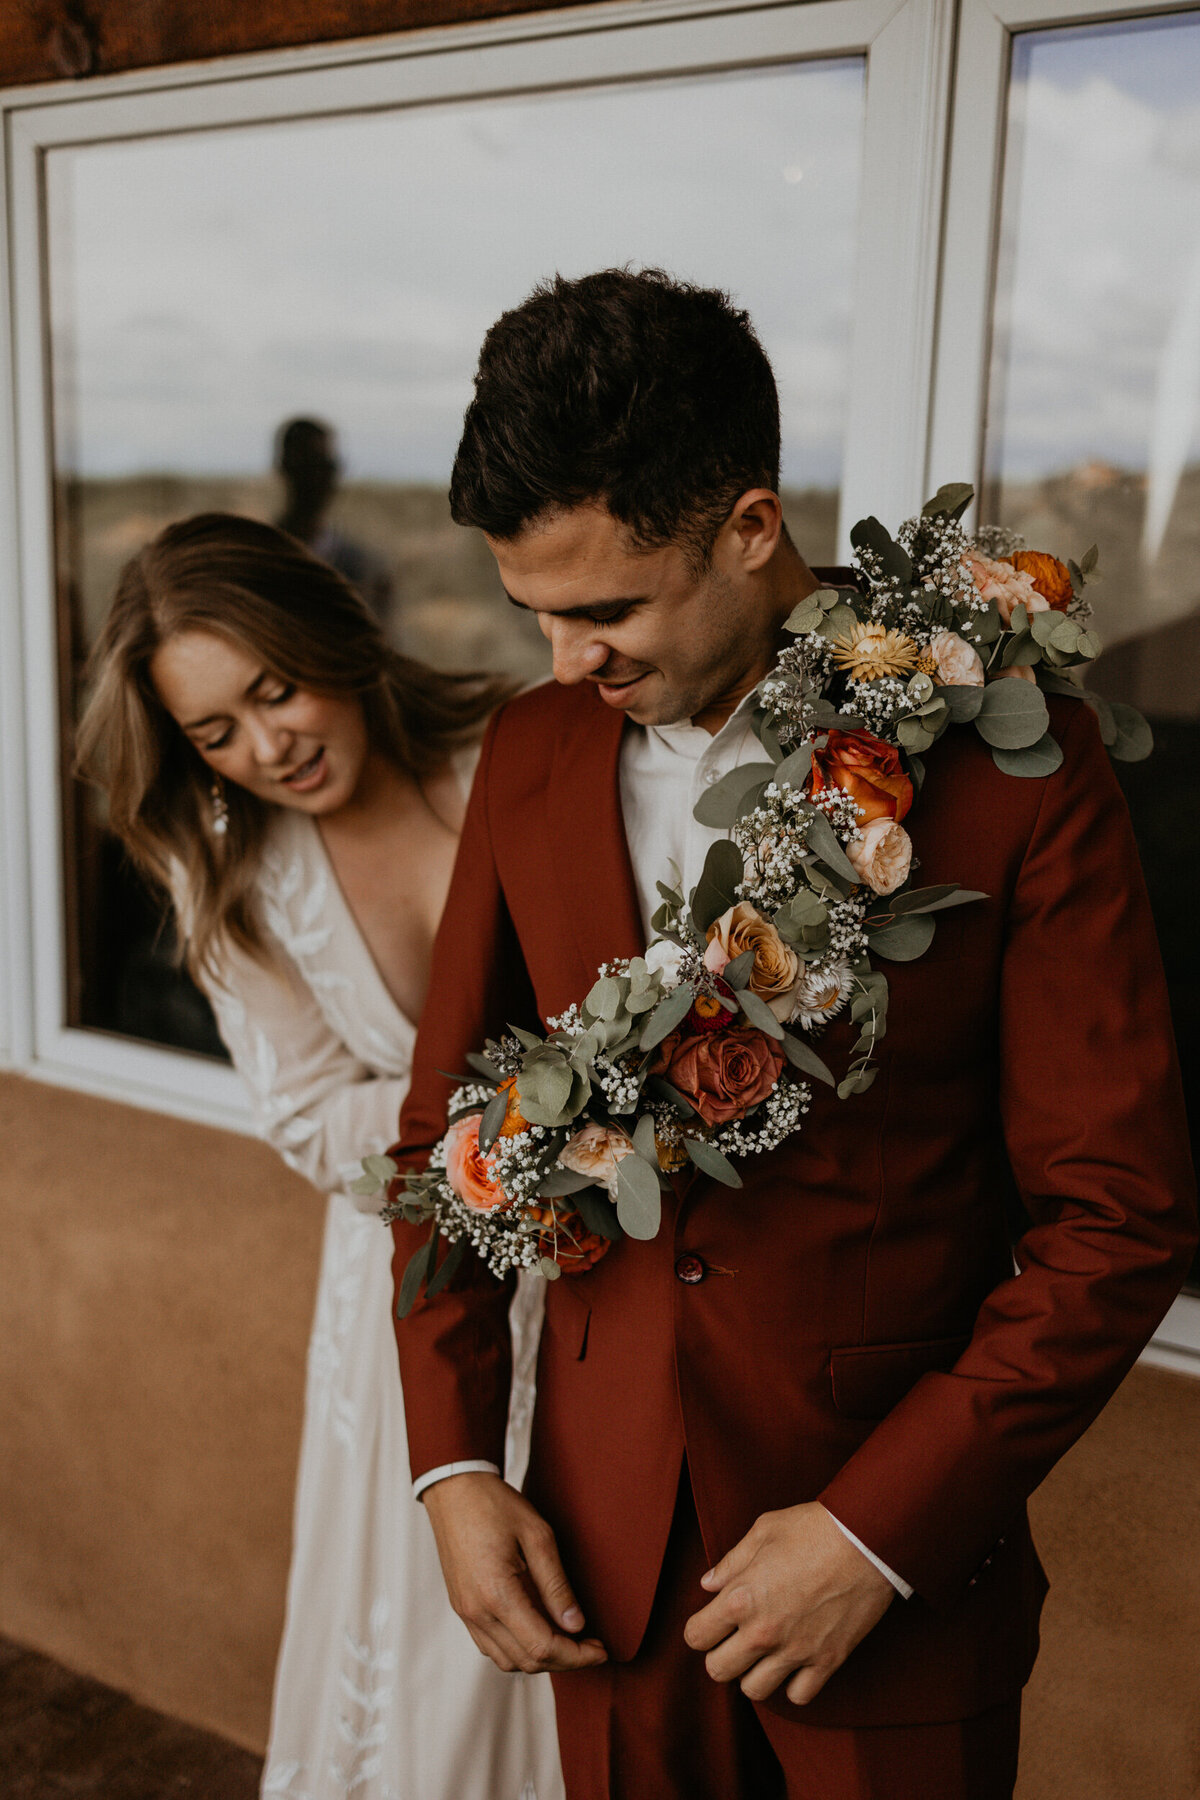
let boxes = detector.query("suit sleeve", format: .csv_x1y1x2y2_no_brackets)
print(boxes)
818,701,1198,1605
390,708,542,1485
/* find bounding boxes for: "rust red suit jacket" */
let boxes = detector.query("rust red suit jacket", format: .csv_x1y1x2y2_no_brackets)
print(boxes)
390,680,1196,1727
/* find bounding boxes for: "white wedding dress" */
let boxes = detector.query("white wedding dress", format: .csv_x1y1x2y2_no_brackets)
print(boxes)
193,796,563,1800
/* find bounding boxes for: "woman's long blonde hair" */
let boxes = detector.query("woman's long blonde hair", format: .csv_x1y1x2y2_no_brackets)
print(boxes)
77,512,509,980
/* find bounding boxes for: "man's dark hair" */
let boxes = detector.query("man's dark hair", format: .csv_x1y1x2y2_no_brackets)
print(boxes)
450,268,781,567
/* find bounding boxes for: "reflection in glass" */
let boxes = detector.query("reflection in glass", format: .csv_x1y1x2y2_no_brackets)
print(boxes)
983,12,1200,1282
47,60,866,1055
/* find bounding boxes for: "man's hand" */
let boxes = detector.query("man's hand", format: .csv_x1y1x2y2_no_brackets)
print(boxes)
683,1502,894,1706
423,1471,608,1674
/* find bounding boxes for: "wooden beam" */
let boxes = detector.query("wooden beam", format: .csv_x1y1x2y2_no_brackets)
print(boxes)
2,0,569,87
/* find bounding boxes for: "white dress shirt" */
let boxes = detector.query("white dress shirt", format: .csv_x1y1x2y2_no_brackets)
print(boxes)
415,699,912,1599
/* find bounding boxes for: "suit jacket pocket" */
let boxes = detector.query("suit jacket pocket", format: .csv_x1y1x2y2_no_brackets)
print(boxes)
830,1333,971,1419
542,1287,591,1361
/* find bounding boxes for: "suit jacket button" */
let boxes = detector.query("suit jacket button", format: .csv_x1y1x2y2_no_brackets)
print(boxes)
675,1254,707,1284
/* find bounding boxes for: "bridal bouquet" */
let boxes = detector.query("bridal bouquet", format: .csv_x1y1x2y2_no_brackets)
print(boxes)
359,483,1150,1312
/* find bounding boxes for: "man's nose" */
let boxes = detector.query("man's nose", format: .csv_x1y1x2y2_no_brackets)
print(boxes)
541,616,608,685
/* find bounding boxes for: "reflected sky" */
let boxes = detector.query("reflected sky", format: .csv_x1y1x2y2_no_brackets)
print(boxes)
988,11,1200,483
47,60,864,488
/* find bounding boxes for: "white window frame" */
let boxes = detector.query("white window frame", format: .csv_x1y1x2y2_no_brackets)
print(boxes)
0,0,954,1127
927,0,1200,1370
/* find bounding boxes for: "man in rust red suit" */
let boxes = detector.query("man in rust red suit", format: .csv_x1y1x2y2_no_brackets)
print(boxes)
389,270,1195,1799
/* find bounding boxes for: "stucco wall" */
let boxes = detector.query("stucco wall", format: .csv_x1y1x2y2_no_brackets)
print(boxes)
0,1071,323,1750
1,1068,1197,1788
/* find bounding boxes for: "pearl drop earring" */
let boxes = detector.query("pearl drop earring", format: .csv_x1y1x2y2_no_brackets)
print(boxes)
211,775,229,837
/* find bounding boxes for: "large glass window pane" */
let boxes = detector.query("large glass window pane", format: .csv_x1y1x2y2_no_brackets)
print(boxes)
982,12,1200,1283
46,59,866,1058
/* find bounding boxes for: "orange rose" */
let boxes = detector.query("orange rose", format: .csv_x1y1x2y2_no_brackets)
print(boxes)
526,1202,611,1274
808,728,914,825
496,1077,530,1138
1009,550,1073,612
652,1024,784,1127
704,902,801,1023
443,1113,507,1213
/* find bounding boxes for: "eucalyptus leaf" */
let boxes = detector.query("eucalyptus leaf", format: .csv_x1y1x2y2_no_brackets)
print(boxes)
805,810,861,885
508,1024,543,1051
1080,544,1099,575
1106,702,1153,762
539,1166,596,1197
690,838,745,934
1049,618,1082,653
938,684,984,723
890,884,987,914
363,1153,398,1183
615,1154,663,1239
350,1172,383,1196
710,950,747,992
538,1256,563,1281
477,1086,510,1152
781,1032,835,1086
639,981,697,1050
736,987,785,1040
783,598,823,635
866,911,937,961
921,481,974,520
692,760,776,828
837,1067,878,1099
850,516,913,583
991,733,1064,778
1030,611,1060,647
752,708,786,763
396,1228,437,1319
574,1188,623,1240
632,1112,660,1166
683,1136,743,1188
775,743,814,790
585,975,624,1022
1082,690,1118,745
463,1053,504,1084
897,717,937,753
646,1075,697,1117
424,1237,467,1301
975,679,1049,749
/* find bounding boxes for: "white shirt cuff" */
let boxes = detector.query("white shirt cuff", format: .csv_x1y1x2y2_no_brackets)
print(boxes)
412,1460,501,1501
822,1508,913,1599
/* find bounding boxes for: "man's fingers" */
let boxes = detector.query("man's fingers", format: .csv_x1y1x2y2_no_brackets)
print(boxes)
480,1571,607,1672
699,1533,754,1593
785,1661,833,1706
738,1652,803,1703
684,1582,751,1654
519,1515,586,1632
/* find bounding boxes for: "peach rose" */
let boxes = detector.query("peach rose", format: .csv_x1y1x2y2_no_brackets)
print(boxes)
444,1113,507,1213
558,1123,635,1197
1010,550,1073,612
809,728,914,824
847,819,912,896
966,553,1050,627
704,902,801,1023
928,629,984,688
526,1202,611,1274
652,1025,784,1127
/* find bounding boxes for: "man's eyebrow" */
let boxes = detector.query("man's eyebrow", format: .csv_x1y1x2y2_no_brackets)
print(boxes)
502,590,644,619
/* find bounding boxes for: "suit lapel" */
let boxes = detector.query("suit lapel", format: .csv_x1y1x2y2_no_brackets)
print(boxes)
548,686,646,990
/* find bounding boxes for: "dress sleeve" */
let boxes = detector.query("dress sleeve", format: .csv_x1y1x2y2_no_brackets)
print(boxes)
199,935,409,1206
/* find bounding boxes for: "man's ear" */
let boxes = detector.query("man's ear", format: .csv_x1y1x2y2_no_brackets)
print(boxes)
723,489,785,572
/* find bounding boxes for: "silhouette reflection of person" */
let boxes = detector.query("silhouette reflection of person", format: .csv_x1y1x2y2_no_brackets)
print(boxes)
275,416,393,623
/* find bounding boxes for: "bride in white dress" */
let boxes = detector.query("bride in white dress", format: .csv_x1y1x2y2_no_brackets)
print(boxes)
77,512,564,1800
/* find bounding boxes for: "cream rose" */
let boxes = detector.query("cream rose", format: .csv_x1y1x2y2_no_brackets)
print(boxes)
928,629,984,688
558,1123,635,1197
966,553,1051,626
644,938,687,986
704,901,801,1023
847,820,913,896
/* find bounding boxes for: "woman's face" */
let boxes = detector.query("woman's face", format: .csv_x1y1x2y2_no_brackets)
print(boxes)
150,628,369,815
